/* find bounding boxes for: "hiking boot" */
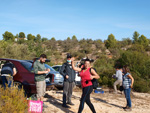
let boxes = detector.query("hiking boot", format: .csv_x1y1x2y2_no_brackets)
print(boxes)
67,102,74,105
124,106,132,111
43,103,48,108
62,104,70,108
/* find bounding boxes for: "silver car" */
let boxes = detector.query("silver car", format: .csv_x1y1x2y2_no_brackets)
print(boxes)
52,65,81,86
45,64,64,88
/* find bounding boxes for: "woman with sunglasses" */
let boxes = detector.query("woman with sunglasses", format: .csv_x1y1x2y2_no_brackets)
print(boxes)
71,57,100,113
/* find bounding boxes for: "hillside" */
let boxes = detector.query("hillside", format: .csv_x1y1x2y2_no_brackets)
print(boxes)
1,32,150,93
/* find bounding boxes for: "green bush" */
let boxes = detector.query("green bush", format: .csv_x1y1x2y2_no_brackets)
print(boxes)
133,80,150,93
97,78,102,85
108,78,116,88
116,51,150,93
102,76,108,85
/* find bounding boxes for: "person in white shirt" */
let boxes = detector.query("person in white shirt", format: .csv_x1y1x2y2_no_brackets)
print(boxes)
113,66,123,93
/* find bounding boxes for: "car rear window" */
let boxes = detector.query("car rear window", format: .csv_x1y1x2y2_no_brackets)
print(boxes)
45,64,56,72
21,61,33,72
53,66,61,72
21,61,55,73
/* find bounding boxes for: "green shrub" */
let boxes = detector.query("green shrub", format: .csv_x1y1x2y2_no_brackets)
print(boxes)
133,80,150,93
108,78,116,88
97,78,102,85
102,76,108,85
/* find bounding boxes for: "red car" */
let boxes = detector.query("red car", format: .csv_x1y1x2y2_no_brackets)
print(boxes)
0,58,54,95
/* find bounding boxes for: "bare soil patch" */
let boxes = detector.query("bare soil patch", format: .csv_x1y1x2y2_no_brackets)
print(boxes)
43,87,150,113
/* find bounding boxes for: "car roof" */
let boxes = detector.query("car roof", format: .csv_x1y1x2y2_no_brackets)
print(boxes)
25,59,50,63
52,65,62,67
0,58,26,62
0,59,35,66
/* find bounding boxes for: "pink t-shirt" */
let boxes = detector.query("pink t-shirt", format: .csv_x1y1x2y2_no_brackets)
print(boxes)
80,68,92,88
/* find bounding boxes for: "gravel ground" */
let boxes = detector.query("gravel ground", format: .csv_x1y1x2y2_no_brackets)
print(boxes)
42,87,150,113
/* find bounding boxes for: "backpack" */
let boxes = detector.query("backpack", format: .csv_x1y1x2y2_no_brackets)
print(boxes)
89,68,99,89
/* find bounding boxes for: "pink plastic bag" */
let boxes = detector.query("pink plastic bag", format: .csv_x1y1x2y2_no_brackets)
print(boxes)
28,100,43,113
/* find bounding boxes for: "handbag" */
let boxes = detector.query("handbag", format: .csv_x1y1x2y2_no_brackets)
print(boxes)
119,85,124,91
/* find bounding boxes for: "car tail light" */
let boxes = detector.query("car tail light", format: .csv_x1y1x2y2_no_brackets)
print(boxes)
51,74,54,82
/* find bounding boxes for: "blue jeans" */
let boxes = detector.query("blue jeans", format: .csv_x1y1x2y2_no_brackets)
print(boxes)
124,88,131,107
1,76,13,89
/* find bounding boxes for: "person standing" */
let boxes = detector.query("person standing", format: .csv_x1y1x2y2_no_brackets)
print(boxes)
60,53,76,108
1,61,16,89
122,66,134,111
33,54,50,108
113,66,123,93
71,58,99,113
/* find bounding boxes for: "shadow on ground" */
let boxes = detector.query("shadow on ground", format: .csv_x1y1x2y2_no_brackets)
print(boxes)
93,97,123,109
44,93,75,113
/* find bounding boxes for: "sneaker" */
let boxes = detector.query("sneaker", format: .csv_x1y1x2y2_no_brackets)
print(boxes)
43,103,48,108
124,107,132,111
62,104,70,108
67,102,74,105
123,106,127,109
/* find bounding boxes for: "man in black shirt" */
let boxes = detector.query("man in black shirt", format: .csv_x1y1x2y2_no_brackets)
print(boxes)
60,54,76,108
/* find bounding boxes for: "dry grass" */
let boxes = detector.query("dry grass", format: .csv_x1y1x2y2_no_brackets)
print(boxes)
0,84,28,113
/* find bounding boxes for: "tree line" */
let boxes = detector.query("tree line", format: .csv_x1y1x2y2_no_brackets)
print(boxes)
0,31,150,93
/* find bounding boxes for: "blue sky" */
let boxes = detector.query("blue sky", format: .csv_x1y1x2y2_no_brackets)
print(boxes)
0,0,150,41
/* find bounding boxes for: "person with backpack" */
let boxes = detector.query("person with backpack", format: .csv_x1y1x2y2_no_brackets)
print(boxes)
1,61,17,89
71,57,99,113
122,66,134,111
60,53,76,108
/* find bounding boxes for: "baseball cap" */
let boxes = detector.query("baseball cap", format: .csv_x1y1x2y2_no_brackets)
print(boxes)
67,53,72,58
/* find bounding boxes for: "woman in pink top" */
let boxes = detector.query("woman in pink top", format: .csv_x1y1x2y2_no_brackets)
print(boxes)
72,58,100,113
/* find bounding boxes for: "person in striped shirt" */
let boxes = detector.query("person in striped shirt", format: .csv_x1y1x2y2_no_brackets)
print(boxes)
122,66,134,111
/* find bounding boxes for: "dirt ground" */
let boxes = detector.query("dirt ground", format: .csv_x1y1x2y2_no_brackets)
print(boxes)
43,87,150,113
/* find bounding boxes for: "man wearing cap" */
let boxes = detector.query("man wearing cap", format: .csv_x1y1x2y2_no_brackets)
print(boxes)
60,53,76,108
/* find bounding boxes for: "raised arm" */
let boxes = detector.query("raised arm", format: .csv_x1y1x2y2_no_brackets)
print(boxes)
90,68,100,79
71,57,82,72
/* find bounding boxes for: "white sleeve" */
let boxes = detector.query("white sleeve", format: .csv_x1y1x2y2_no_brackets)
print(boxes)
116,71,119,77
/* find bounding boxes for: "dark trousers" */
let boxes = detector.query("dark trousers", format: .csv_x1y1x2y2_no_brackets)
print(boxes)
63,81,75,105
78,85,96,113
1,76,13,89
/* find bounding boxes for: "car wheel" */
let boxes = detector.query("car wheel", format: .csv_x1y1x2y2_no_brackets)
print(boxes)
56,86,63,90
14,82,22,89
